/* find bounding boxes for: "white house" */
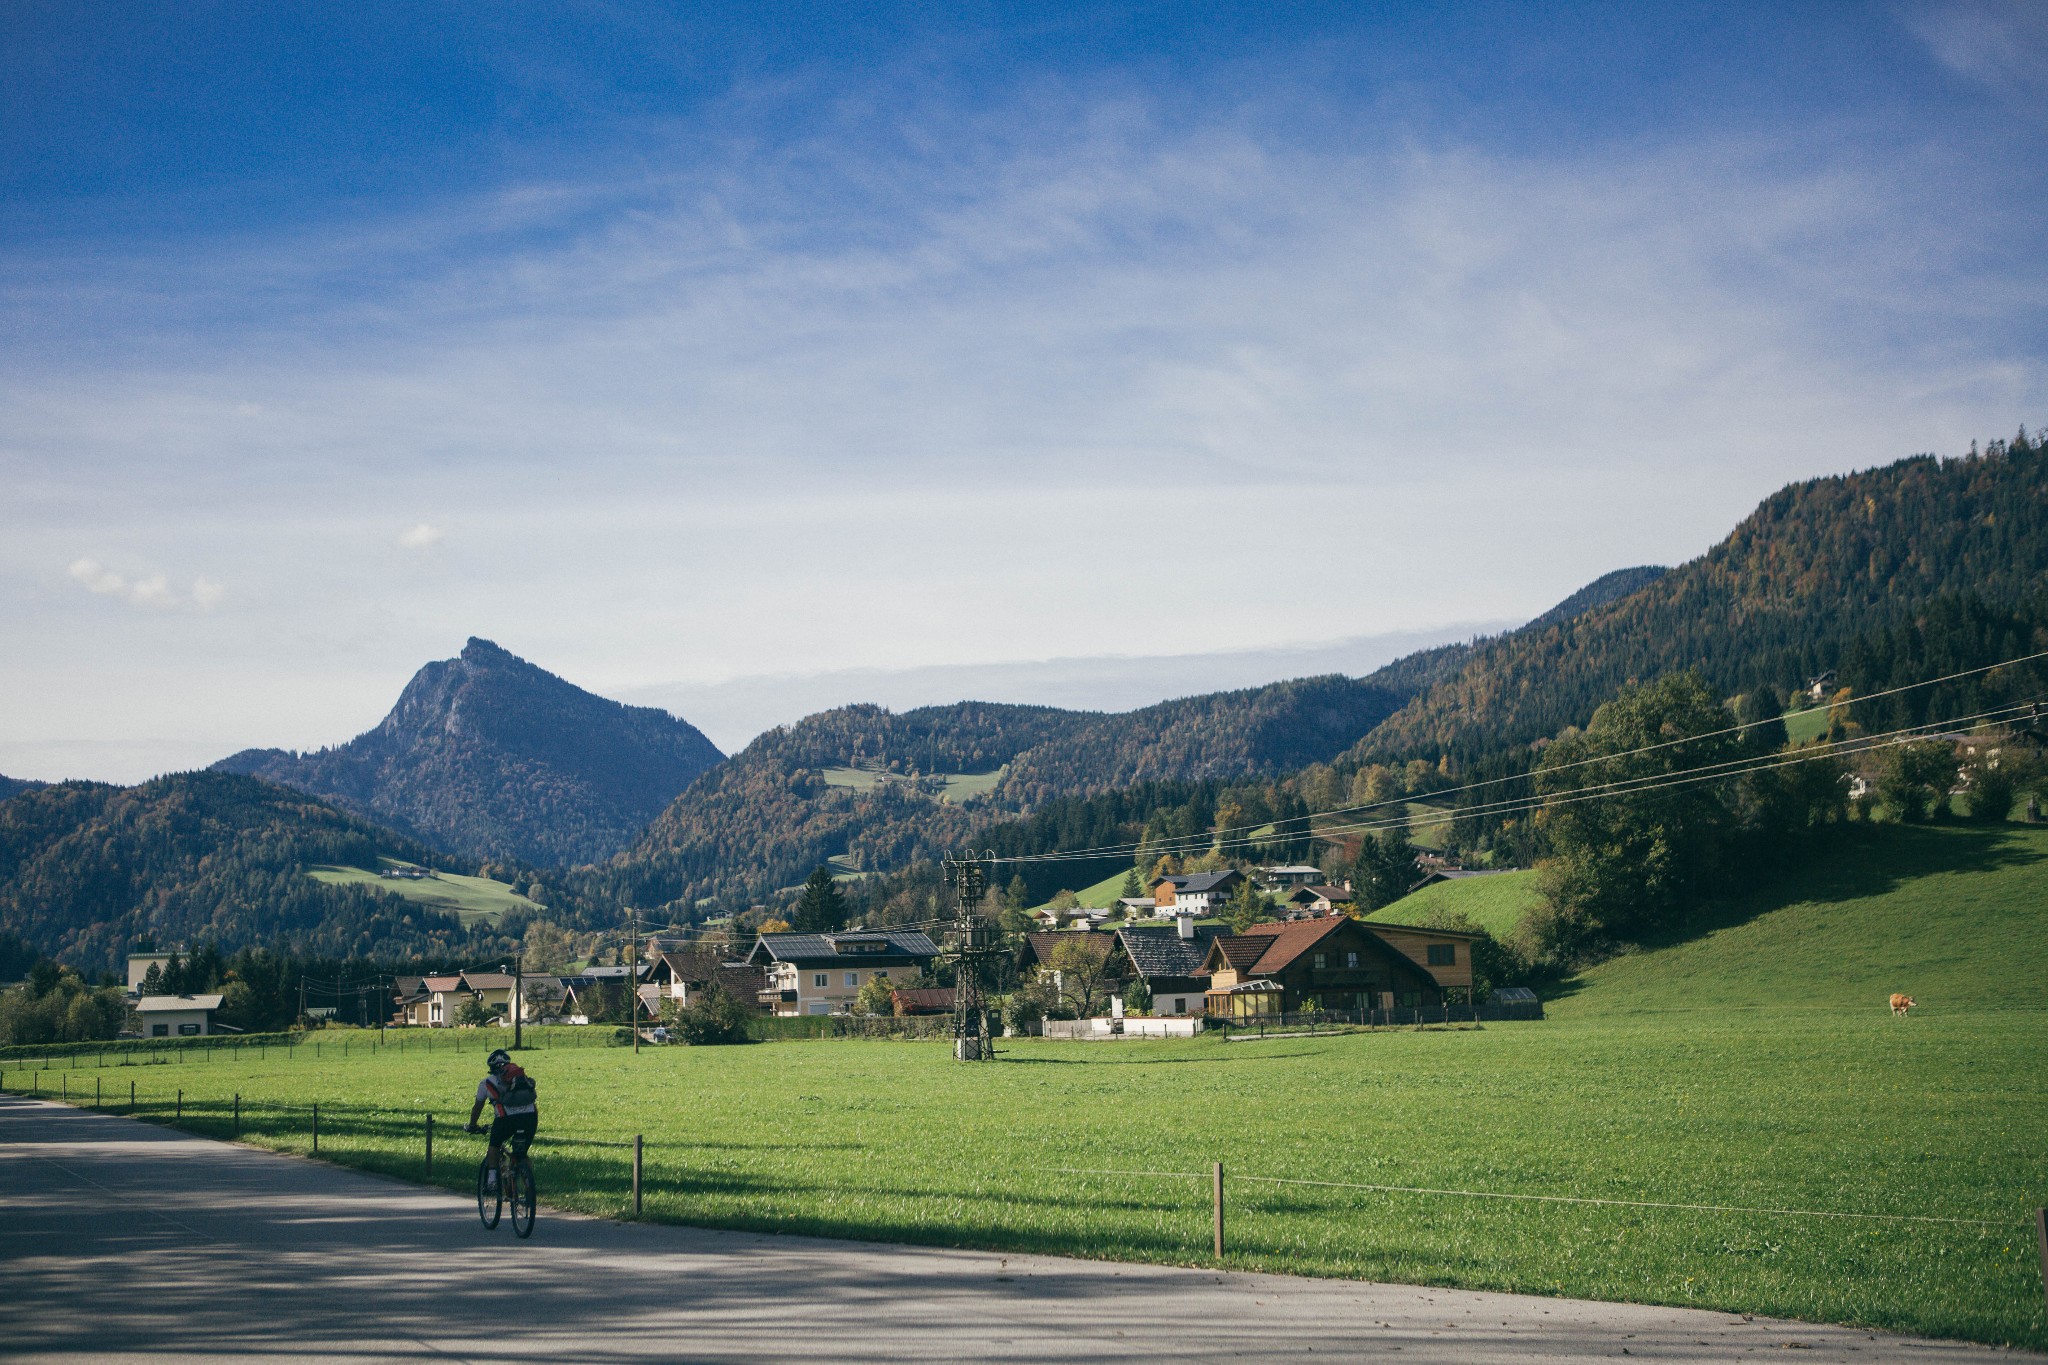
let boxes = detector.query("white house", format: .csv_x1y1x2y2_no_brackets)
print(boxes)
125,951,174,994
135,993,223,1037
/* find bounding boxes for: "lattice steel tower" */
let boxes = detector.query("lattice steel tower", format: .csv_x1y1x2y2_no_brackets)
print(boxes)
942,852,999,1061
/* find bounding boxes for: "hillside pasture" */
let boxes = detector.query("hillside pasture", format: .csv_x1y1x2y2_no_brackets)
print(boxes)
820,765,1007,804
304,859,537,926
1371,868,1543,939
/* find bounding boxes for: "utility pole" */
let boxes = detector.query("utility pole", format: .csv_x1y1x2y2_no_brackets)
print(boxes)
512,949,523,1051
942,853,997,1062
628,909,640,1054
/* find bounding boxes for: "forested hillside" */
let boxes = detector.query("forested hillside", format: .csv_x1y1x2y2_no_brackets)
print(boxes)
0,776,46,801
0,772,515,973
597,676,1408,910
216,638,723,867
1351,433,2048,768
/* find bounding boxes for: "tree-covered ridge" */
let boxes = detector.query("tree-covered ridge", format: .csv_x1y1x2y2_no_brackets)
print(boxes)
607,675,1424,912
0,771,514,973
994,675,1409,803
1353,433,2048,767
0,775,47,802
215,637,723,867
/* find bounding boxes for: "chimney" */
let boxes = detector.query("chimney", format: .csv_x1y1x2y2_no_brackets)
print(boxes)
1177,915,1195,940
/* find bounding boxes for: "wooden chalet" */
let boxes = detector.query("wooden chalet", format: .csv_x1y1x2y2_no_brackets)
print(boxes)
1198,916,1480,1019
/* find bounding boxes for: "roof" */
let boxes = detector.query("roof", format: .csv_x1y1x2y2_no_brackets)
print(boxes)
1493,987,1539,1004
1260,865,1323,876
1178,870,1244,894
1362,920,1483,940
1220,917,1353,975
580,964,651,979
136,994,223,1012
891,987,955,1014
1115,926,1216,980
462,972,516,990
1019,931,1112,968
659,948,731,984
748,929,939,966
422,974,464,992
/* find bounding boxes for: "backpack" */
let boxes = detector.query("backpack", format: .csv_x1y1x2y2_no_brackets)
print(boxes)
496,1067,537,1109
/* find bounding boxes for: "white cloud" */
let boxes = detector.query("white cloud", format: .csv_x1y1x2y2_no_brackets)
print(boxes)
66,558,222,611
397,523,444,550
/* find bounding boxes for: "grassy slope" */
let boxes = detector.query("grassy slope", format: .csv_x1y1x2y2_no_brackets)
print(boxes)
1370,869,1544,939
820,766,1007,804
36,823,2048,1349
304,859,537,926
1552,823,2048,1015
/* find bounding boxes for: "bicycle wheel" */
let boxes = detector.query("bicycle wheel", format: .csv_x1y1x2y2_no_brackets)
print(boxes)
475,1159,502,1231
509,1158,536,1239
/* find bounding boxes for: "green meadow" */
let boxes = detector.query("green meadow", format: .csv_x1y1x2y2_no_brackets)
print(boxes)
305,859,537,925
1371,868,1544,938
18,824,2048,1350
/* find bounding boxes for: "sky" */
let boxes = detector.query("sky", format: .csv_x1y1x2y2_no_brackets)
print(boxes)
4,1,2045,779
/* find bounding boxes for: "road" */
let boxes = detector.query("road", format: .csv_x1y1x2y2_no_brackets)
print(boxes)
0,1094,2035,1364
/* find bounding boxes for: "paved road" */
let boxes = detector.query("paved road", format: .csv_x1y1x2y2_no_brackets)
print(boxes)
1,1095,2036,1364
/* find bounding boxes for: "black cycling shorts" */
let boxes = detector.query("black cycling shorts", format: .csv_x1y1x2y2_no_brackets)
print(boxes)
488,1111,537,1155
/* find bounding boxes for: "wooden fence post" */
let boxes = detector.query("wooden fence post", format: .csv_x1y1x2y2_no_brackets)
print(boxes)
233,1093,240,1138
425,1113,434,1176
176,1088,182,1120
2036,1208,2047,1322
1213,1161,1225,1259
62,1074,68,1102
129,1079,135,1110
312,1103,319,1155
633,1134,644,1214
95,1076,101,1107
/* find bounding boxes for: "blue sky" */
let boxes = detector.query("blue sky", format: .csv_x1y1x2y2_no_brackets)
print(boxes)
4,1,2045,779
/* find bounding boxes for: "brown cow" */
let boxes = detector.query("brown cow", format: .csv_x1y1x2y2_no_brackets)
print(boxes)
1889,993,1915,1018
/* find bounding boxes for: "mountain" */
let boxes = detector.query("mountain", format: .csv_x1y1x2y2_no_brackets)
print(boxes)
1520,565,1668,633
215,638,723,867
0,771,510,973
0,775,47,801
1351,433,2048,768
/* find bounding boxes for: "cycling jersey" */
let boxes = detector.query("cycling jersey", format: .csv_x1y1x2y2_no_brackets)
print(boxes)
477,1069,537,1118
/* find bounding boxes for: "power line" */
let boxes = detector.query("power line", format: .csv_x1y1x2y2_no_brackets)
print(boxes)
980,649,2048,868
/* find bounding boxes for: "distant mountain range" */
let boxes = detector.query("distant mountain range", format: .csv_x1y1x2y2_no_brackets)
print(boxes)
214,638,723,868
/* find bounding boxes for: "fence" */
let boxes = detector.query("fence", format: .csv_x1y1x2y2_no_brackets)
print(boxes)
0,1023,627,1073
746,1014,957,1041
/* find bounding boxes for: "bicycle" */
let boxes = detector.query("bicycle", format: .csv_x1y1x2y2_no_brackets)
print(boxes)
468,1124,537,1238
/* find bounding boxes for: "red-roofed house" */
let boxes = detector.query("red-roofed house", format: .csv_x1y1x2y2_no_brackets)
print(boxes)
1198,916,1479,1019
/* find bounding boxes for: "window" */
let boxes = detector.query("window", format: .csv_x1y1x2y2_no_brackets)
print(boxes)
1345,951,1359,968
1426,944,1456,966
813,973,829,988
150,1024,168,1037
178,1023,201,1036
1172,998,1186,1015
844,972,859,988
1312,953,1326,969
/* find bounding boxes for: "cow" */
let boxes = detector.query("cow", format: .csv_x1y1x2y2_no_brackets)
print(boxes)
1889,993,1915,1018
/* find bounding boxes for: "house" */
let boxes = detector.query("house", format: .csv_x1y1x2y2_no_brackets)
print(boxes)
1278,884,1353,918
1199,916,1480,1018
747,929,940,1016
136,993,224,1038
891,987,955,1016
1106,920,1218,1017
658,950,768,1012
463,972,518,1019
1171,869,1245,915
1150,875,1187,911
410,973,468,1027
125,951,175,995
1805,669,1837,704
1256,865,1325,890
1017,932,1116,1013
1407,867,1511,893
1116,896,1160,920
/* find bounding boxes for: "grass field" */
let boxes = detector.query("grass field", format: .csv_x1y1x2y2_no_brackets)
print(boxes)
820,765,1007,804
1371,869,1543,939
305,859,538,925
1785,705,1831,745
23,824,2048,1350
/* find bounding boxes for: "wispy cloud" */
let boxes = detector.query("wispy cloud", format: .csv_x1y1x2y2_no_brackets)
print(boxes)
67,558,222,610
397,523,444,550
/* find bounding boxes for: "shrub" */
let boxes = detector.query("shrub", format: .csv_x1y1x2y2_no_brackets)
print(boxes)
671,980,752,1045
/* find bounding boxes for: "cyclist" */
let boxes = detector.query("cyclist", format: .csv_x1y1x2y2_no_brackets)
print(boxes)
464,1048,538,1188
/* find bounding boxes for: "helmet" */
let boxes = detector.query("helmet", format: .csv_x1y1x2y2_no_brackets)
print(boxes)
487,1049,512,1074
